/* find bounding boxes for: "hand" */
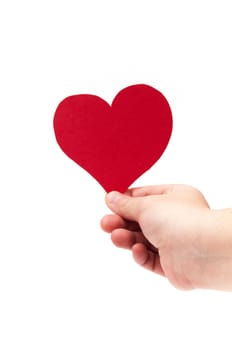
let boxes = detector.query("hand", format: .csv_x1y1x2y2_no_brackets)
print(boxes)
101,185,232,291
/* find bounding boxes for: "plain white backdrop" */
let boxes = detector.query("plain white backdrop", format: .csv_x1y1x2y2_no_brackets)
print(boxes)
1,0,232,349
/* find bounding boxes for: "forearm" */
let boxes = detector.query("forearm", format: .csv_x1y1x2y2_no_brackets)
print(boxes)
196,209,232,291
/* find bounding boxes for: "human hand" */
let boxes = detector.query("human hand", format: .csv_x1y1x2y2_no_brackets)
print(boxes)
101,185,232,291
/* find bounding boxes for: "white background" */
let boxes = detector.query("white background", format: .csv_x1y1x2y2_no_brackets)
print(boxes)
1,0,232,349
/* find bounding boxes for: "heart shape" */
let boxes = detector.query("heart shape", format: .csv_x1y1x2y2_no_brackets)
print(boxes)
53,84,173,192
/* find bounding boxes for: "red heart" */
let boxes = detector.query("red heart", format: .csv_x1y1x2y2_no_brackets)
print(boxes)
53,84,172,192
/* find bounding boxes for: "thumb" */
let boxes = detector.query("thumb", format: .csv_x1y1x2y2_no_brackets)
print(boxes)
105,191,144,221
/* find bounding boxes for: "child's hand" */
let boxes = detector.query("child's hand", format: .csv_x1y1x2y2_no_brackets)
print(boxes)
101,185,232,291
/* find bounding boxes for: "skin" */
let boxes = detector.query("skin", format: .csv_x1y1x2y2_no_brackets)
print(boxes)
101,185,232,291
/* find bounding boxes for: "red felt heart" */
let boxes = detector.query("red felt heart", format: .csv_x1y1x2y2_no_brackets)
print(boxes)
53,84,173,192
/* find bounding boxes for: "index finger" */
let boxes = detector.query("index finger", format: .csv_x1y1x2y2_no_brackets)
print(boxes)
125,184,175,197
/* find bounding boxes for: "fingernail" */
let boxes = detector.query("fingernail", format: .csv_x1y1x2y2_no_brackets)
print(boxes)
107,191,120,204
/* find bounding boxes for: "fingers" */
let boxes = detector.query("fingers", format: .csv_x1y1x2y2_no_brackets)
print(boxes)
100,214,140,233
101,211,164,277
111,229,140,249
105,191,145,221
127,184,175,197
105,186,174,221
132,243,164,276
111,228,152,250
100,214,126,233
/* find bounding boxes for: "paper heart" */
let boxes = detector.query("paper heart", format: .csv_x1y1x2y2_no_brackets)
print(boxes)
53,84,173,192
